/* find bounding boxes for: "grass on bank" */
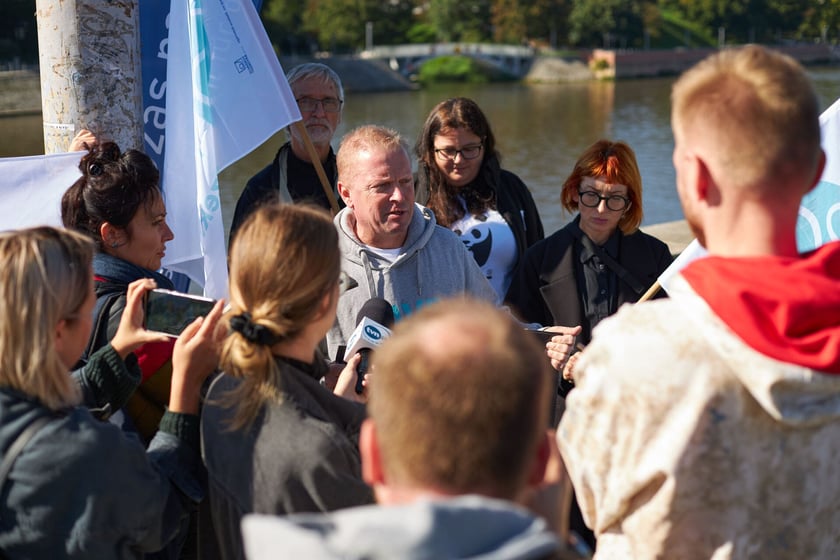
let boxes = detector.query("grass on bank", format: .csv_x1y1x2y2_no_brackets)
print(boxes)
416,55,517,85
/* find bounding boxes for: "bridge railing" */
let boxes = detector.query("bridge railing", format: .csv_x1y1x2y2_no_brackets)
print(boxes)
360,43,535,60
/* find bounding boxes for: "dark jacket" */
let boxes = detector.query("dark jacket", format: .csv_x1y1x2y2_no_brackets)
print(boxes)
84,253,176,442
505,217,673,343
0,387,203,559
229,142,339,244
201,357,374,560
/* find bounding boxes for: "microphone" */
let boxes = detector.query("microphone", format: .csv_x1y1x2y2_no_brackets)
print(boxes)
343,298,395,394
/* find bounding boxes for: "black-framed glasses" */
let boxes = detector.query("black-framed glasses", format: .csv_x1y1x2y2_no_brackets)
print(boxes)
434,144,483,161
296,96,343,113
578,190,630,211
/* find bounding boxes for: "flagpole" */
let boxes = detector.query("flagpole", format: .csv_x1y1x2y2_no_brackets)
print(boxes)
638,280,662,302
292,121,341,215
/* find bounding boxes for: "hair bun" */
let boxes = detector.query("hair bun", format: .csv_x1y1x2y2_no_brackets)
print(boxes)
230,312,280,346
88,162,103,176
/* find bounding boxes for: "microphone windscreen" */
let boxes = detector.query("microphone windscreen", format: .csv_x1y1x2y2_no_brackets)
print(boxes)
355,297,395,328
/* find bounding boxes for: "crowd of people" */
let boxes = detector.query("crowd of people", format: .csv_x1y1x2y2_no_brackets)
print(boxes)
0,45,838,560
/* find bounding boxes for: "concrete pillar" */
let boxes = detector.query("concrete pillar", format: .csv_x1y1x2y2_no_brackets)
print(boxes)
35,0,142,154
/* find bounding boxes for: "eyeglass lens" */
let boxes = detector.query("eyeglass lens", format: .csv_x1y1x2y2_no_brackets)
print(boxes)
435,145,482,160
297,97,342,113
579,190,629,211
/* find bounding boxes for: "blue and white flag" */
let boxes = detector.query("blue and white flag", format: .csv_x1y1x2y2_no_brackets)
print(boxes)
163,0,300,298
797,97,840,252
0,151,83,231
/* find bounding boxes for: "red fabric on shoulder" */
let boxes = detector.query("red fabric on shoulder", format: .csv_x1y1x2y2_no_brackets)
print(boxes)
682,241,840,373
135,339,176,382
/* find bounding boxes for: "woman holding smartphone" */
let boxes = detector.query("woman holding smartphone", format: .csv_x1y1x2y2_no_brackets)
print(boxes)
0,226,221,558
61,141,179,442
201,203,373,560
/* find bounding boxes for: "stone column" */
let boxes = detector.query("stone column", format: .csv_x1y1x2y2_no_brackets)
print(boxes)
35,0,142,153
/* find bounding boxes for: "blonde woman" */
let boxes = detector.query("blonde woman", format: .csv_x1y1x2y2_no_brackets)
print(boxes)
0,227,223,558
201,203,373,560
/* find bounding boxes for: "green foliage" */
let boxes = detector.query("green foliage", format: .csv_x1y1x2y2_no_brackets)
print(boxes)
568,0,649,48
417,55,493,84
406,23,439,44
429,0,492,42
492,0,528,44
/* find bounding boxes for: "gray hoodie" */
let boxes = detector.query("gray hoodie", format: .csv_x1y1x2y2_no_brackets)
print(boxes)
241,495,562,560
327,204,497,359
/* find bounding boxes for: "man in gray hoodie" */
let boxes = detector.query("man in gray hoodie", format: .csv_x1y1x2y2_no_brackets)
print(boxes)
324,124,499,360
325,124,578,373
242,298,575,559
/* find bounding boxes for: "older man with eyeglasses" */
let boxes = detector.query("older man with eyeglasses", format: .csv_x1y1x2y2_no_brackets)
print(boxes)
230,63,345,243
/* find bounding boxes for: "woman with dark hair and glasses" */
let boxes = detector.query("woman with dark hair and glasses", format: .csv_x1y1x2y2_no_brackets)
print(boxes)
415,97,544,303
506,139,672,383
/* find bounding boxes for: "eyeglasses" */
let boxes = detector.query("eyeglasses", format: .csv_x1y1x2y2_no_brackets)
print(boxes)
578,190,630,211
434,144,483,161
296,97,343,113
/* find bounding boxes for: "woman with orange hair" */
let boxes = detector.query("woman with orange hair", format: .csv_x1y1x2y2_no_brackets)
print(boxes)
505,139,672,554
506,139,672,381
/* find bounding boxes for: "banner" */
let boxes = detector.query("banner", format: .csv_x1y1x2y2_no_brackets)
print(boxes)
797,97,840,252
162,0,300,298
0,152,83,231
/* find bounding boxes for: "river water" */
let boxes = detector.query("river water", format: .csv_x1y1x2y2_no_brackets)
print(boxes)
2,67,839,237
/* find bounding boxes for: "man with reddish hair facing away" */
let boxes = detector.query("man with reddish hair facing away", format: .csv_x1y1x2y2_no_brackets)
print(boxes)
558,45,840,558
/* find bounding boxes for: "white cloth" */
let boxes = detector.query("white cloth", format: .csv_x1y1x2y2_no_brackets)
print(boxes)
558,275,840,559
450,208,517,304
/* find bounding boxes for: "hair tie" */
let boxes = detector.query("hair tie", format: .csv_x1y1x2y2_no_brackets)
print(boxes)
230,312,279,346
88,162,103,176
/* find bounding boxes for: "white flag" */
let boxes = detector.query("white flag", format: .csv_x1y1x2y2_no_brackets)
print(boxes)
163,0,301,298
657,238,708,295
0,151,83,231
797,97,840,252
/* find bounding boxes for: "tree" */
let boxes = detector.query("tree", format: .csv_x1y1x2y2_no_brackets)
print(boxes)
428,0,492,42
491,0,527,44
568,0,649,48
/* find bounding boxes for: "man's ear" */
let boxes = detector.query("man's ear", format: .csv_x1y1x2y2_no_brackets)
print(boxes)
99,222,126,249
806,149,827,195
360,418,384,486
337,180,353,208
528,430,552,487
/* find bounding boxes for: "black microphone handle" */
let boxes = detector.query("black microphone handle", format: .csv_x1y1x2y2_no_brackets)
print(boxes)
355,348,372,394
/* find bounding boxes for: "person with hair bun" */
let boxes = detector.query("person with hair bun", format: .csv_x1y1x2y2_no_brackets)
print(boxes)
0,226,222,558
201,203,373,560
62,141,179,442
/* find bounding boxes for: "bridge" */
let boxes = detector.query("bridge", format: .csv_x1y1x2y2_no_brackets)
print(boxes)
359,43,536,78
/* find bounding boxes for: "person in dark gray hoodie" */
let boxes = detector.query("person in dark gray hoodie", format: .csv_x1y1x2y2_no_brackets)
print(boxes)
242,299,580,560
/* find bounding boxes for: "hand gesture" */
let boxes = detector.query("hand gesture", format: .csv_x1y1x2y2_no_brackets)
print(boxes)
168,299,226,414
109,278,170,359
541,325,582,372
333,353,369,404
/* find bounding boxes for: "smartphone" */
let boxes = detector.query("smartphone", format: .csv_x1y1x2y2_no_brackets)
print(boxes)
144,288,216,337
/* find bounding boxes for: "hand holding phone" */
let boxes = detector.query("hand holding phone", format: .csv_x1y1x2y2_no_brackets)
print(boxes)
144,289,217,337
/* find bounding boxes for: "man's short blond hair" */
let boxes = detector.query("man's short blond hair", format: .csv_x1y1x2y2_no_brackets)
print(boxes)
336,125,409,187
369,298,553,500
671,45,821,193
